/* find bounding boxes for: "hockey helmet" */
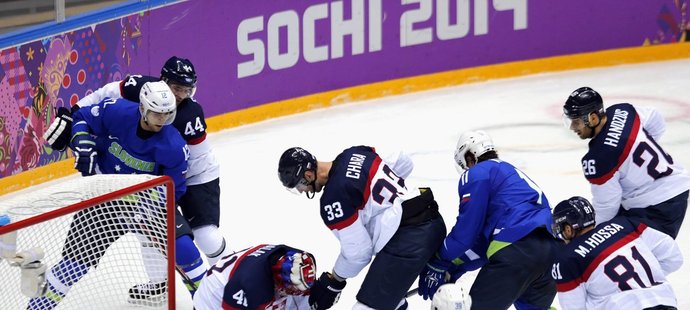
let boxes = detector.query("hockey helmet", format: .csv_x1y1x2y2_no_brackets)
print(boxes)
161,56,197,87
278,147,317,189
552,196,596,238
271,250,317,295
563,87,604,121
139,81,176,126
454,130,495,171
431,282,472,310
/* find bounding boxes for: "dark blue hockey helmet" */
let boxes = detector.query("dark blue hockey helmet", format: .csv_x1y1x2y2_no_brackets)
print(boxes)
278,147,317,189
563,87,604,121
552,196,596,238
161,56,197,87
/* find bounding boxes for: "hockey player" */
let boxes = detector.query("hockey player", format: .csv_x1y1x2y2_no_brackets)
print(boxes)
551,196,683,310
193,244,317,310
43,56,231,298
27,82,206,309
277,146,446,310
419,130,559,310
562,86,690,238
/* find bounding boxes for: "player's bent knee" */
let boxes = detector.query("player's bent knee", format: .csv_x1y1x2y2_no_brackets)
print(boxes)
192,225,231,264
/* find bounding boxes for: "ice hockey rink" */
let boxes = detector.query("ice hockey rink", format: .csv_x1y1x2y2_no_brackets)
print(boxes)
192,57,690,310
7,57,687,309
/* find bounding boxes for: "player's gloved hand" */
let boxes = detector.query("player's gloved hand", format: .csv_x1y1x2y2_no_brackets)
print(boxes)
418,254,452,300
309,272,346,310
71,133,97,176
43,107,73,151
448,257,486,282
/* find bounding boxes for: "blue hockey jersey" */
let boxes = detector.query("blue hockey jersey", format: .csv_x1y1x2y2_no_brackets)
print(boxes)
71,97,189,200
439,159,553,262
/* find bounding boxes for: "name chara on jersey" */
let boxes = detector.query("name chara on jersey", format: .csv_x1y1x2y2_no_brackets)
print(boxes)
346,153,366,179
573,223,625,258
603,109,629,148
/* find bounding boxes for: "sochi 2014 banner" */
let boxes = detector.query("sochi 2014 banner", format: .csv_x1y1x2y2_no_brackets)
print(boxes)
0,0,686,178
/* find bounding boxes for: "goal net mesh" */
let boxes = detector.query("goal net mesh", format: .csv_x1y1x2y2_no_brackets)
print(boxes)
0,174,175,310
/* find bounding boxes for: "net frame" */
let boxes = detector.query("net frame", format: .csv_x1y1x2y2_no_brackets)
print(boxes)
0,175,176,310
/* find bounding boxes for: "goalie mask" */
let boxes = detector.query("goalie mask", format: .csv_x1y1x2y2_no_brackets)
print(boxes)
431,283,472,310
139,81,176,126
271,250,317,295
552,196,596,240
454,130,495,171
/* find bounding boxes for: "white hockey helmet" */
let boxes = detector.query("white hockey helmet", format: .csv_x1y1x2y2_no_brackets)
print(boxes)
431,283,472,310
139,81,176,126
454,130,495,171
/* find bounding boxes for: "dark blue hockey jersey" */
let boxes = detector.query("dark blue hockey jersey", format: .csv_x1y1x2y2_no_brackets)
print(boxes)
194,244,309,310
71,97,189,200
552,217,682,309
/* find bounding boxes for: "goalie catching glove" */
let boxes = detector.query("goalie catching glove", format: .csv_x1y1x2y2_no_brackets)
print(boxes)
43,107,74,151
308,272,346,310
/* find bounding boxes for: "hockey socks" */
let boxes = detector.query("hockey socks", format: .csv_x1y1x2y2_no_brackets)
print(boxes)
176,234,208,294
27,258,89,310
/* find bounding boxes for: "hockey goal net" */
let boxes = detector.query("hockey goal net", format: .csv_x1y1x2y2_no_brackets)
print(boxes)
0,174,176,310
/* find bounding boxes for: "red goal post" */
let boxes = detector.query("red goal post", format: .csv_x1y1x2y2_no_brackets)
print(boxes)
0,174,176,310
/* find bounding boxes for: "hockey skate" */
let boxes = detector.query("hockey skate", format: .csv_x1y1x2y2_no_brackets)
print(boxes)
127,281,167,306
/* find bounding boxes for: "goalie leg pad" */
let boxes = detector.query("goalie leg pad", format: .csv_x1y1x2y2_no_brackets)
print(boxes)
21,261,48,298
1,231,17,259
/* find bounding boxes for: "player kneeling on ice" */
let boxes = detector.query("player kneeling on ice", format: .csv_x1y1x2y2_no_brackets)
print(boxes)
193,244,316,310
278,146,447,310
551,196,683,310
27,81,208,310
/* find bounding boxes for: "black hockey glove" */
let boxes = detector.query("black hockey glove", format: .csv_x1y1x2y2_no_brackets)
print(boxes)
309,272,346,310
71,133,97,176
43,107,74,151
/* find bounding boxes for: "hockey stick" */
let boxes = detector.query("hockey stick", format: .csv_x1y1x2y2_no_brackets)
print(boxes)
128,200,198,294
176,264,198,293
406,287,418,298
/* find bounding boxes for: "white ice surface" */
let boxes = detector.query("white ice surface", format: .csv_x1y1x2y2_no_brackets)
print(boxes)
189,58,690,310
